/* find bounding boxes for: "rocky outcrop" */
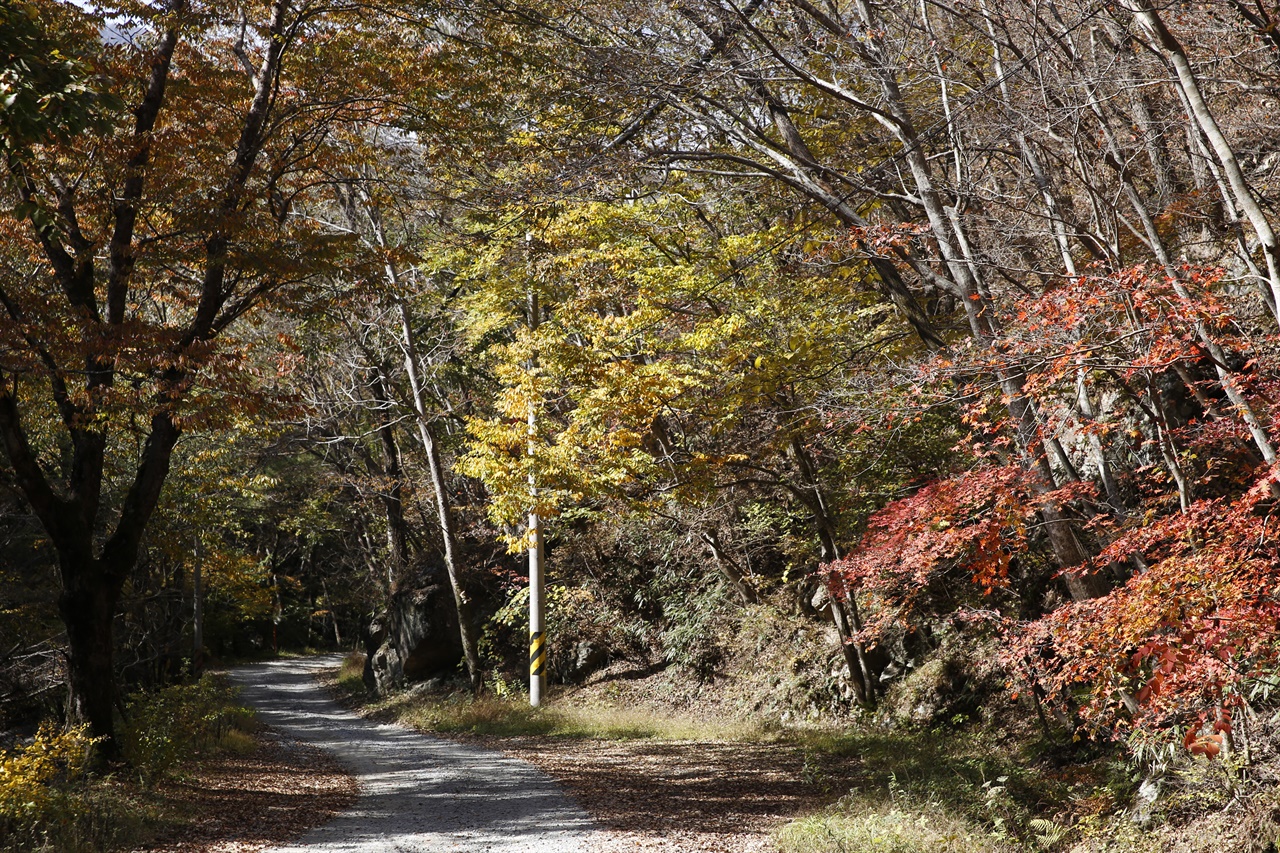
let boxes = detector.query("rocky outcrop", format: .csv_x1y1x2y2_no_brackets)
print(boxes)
363,584,463,695
559,640,608,684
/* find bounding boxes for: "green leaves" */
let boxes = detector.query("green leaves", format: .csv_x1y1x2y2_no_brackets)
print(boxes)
0,1,115,153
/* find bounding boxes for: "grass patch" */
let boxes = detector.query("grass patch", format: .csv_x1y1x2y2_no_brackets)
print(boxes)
768,724,1096,852
774,801,1013,853
789,728,1081,815
348,656,774,741
380,687,774,741
781,725,1109,850
334,652,368,700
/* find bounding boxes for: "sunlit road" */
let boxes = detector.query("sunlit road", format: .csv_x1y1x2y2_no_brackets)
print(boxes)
228,656,594,852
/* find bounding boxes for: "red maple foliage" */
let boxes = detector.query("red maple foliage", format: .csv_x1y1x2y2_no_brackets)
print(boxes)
826,465,1098,634
829,264,1280,755
1011,470,1280,741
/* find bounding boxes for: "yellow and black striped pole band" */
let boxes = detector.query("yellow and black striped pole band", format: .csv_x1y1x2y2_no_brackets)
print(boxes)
529,631,546,677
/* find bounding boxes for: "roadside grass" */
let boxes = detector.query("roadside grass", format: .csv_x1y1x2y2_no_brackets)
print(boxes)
381,685,774,742
774,801,1014,853
774,726,1094,852
333,652,367,700
339,653,770,741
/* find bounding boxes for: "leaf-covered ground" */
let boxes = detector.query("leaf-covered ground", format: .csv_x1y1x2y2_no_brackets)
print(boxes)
470,735,842,853
132,732,356,852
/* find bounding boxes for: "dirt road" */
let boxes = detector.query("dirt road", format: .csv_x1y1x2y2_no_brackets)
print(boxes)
227,657,594,853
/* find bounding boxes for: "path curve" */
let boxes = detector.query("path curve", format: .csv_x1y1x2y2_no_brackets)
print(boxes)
227,656,595,853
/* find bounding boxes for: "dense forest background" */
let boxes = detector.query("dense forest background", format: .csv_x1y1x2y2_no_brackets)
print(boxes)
6,0,1280,837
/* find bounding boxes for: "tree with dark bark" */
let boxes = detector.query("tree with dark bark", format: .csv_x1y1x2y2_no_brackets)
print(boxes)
0,0,436,754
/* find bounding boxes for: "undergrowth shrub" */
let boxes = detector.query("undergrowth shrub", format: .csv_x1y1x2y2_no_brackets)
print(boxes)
0,723,97,851
120,673,254,784
655,571,732,679
1,675,257,851
0,723,148,852
483,584,647,683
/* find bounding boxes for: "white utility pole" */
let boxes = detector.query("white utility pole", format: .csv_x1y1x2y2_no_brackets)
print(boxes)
527,237,546,706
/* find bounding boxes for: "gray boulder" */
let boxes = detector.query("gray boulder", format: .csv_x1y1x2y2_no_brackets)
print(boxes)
559,640,608,683
365,584,463,695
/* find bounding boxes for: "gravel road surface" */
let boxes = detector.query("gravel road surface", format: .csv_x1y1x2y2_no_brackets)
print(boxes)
227,656,595,853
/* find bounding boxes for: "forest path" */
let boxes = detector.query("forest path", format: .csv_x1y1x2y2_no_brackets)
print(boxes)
227,656,595,853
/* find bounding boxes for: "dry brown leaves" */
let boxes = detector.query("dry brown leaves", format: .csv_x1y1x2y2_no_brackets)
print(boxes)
479,736,835,853
132,733,357,853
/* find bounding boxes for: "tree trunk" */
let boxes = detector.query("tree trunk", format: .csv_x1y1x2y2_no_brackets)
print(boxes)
844,0,1107,598
59,561,121,755
1080,83,1280,469
0,0,300,760
700,529,758,605
825,580,877,708
350,181,484,690
788,435,878,706
371,369,411,589
412,410,483,691
395,299,483,691
193,541,204,675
